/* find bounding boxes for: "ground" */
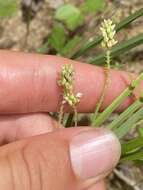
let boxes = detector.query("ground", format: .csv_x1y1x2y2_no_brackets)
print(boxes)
0,0,143,189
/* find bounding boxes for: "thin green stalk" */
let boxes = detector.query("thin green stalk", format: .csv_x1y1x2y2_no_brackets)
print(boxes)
91,69,109,124
107,99,143,130
72,8,143,59
91,62,111,125
106,50,111,69
92,72,143,127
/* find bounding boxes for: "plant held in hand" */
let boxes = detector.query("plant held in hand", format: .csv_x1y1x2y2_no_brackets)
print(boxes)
57,8,143,165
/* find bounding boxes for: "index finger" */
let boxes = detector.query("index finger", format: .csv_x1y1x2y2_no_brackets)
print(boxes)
0,50,140,114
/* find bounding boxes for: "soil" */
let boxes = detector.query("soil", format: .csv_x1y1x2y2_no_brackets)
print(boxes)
0,0,143,189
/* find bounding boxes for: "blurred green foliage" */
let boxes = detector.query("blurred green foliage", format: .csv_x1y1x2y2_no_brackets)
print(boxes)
48,23,67,53
0,0,19,17
37,23,82,57
55,4,84,31
39,1,105,55
81,0,105,13
60,35,82,57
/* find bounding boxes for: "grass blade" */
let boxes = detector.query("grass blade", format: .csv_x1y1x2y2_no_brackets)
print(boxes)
107,100,143,130
93,88,131,126
89,33,143,65
114,108,143,139
121,151,143,162
116,8,143,31
72,8,143,58
92,73,143,127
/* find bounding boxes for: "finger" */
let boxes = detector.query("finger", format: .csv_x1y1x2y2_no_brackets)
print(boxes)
0,113,58,145
87,181,106,190
0,50,139,113
0,127,120,190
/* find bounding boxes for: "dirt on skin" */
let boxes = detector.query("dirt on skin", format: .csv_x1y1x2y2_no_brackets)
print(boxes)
0,0,143,189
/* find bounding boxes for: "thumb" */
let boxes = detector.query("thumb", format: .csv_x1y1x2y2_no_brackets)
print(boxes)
0,127,120,190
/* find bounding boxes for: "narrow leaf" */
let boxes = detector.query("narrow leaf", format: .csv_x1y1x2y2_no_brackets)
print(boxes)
93,88,131,126
114,108,143,139
121,151,143,162
107,100,143,130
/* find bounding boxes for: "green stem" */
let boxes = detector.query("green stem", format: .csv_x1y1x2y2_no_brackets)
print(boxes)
91,51,111,125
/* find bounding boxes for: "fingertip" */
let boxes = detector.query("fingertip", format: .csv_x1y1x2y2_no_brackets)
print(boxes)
70,127,120,180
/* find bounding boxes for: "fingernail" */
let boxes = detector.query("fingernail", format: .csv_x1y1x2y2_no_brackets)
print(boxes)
70,128,121,180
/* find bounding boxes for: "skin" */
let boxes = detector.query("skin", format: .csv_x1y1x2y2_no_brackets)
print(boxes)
0,50,141,190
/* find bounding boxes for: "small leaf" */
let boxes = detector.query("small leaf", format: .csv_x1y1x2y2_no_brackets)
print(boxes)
0,0,19,17
61,36,82,57
55,4,84,31
81,0,105,13
48,23,67,53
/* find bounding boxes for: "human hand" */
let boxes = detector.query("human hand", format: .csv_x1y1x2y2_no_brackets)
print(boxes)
0,50,138,190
